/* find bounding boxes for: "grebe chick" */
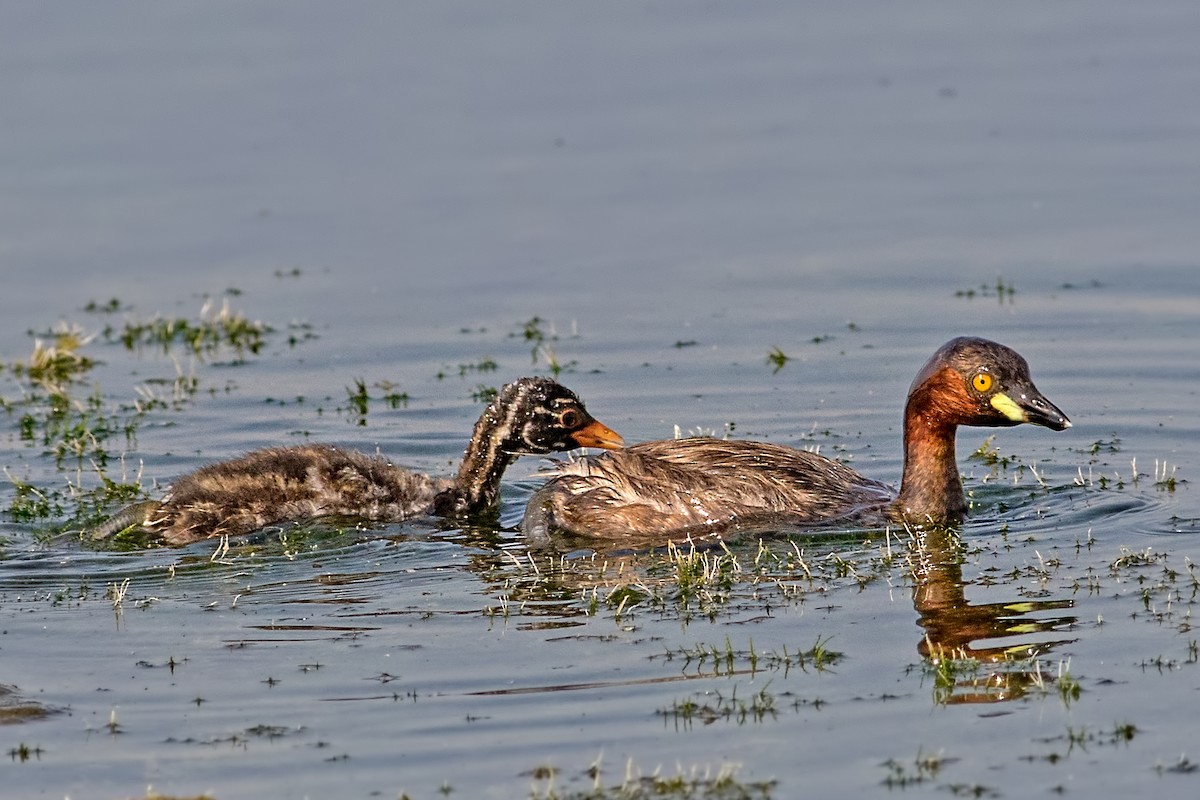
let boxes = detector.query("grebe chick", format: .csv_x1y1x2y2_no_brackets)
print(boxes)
523,338,1070,542
95,377,622,546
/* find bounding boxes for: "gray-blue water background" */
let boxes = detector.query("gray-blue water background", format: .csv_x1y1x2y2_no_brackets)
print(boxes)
2,3,1198,798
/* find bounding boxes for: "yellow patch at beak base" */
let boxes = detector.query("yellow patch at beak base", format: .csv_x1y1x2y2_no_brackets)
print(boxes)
989,393,1027,423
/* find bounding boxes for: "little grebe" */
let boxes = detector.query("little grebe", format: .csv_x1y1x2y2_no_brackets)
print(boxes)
523,338,1070,541
94,377,622,546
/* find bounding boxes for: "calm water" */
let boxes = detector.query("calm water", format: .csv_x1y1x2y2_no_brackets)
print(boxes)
2,3,1199,799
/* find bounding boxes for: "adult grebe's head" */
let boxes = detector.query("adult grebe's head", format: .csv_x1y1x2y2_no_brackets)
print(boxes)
906,337,1071,431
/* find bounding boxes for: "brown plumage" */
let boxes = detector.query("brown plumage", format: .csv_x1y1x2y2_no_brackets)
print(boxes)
523,338,1071,542
93,377,622,546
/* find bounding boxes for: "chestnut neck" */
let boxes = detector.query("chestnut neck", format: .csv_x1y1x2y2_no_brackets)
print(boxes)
895,378,969,524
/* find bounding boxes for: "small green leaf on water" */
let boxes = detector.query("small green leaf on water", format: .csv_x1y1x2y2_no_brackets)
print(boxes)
766,346,790,373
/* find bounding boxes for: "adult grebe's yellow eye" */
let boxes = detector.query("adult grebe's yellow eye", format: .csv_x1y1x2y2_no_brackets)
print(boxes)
972,372,993,393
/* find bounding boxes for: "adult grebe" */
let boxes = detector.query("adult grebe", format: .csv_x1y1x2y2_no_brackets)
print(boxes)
523,338,1069,542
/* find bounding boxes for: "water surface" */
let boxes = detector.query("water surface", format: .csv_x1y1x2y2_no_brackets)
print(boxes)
2,3,1198,798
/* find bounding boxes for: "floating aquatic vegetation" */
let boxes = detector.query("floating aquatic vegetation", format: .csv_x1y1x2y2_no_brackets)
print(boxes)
765,346,790,373
1,298,288,535
528,757,776,800
108,298,271,363
954,276,1015,303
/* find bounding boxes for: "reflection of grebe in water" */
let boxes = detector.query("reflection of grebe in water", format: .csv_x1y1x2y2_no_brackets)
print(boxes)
909,527,1077,704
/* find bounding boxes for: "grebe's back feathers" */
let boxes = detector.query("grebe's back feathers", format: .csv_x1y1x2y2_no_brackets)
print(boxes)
102,444,452,545
526,437,893,541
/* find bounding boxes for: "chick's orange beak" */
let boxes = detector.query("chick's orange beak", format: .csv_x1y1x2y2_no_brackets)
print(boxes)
569,418,625,450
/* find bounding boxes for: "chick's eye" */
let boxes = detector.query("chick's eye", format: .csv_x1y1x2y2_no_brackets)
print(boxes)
558,408,582,428
972,372,993,393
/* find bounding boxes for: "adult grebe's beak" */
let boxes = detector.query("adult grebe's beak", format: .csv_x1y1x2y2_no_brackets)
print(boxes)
991,382,1072,431
569,418,625,449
